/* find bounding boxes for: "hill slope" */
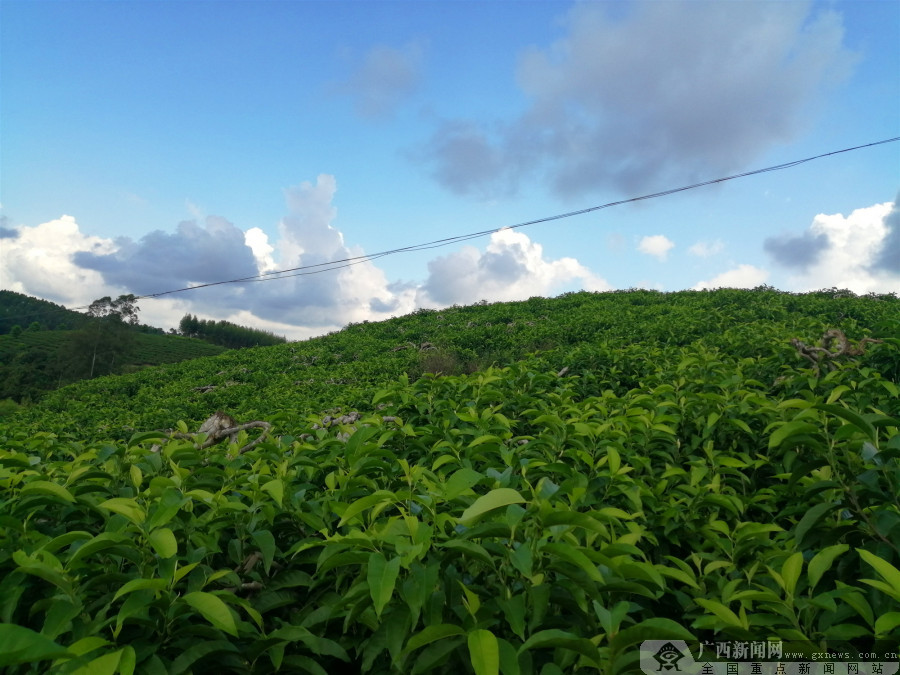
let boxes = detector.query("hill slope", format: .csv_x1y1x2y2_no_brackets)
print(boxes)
0,328,226,403
17,287,899,438
1,287,898,673
0,290,90,333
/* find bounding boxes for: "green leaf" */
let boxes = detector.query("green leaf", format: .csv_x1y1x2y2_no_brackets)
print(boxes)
261,479,284,507
807,544,849,590
794,502,839,546
470,434,504,447
781,552,803,597
72,649,123,675
113,577,167,602
858,549,900,600
443,468,484,500
0,624,71,667
39,530,92,554
459,488,526,525
147,488,186,530
814,403,876,443
874,612,900,636
20,480,76,503
439,540,495,567
129,430,169,446
182,591,239,637
98,497,146,526
541,510,609,535
610,617,694,654
541,542,603,582
129,464,143,490
338,490,395,527
694,598,746,630
118,646,136,675
252,529,277,575
769,421,821,450
368,552,401,619
148,528,177,558
468,629,499,675
168,640,239,675
404,624,466,653
268,626,350,661
458,582,481,617
497,638,520,675
509,543,533,578
606,446,621,475
67,533,131,567
518,629,600,665
12,551,73,596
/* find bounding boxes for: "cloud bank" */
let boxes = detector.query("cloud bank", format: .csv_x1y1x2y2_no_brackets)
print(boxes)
764,198,900,293
418,227,610,306
417,1,856,199
3,176,609,339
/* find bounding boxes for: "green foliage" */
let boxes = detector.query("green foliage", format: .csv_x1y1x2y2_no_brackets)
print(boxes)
0,328,225,404
0,288,898,672
0,290,89,334
178,313,287,348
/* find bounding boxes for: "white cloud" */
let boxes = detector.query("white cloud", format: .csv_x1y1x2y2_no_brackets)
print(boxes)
689,240,725,258
418,1,856,199
0,215,120,306
637,235,674,261
6,176,609,338
244,227,277,273
693,264,769,290
772,201,900,294
418,227,610,306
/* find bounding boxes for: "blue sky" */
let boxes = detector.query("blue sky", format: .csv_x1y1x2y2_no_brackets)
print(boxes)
2,0,898,338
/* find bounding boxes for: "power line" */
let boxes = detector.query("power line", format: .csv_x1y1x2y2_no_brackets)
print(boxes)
137,135,900,297
3,135,898,324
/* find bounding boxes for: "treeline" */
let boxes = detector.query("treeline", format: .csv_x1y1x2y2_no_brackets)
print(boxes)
177,314,287,348
0,290,163,335
0,290,89,334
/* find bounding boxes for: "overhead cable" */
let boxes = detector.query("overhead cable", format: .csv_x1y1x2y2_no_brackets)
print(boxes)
3,135,898,324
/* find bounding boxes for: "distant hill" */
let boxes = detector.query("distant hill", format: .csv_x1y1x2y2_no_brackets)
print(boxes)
0,291,228,402
0,291,294,403
0,290,89,333
0,328,226,403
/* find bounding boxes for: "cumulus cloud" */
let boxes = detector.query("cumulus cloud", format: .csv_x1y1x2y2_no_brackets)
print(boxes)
693,264,769,290
74,216,260,308
765,200,900,293
417,1,856,199
338,41,424,119
6,175,610,339
870,194,900,273
418,227,610,306
239,174,415,327
688,240,724,258
637,235,674,261
764,230,829,270
0,215,120,306
245,227,277,273
0,215,18,239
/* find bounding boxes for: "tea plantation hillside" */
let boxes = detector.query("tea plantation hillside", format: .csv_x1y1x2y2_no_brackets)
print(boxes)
0,330,226,404
1,287,899,673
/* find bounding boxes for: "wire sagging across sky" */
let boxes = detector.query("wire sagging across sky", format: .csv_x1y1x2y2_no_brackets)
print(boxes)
136,136,899,300
2,136,898,326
